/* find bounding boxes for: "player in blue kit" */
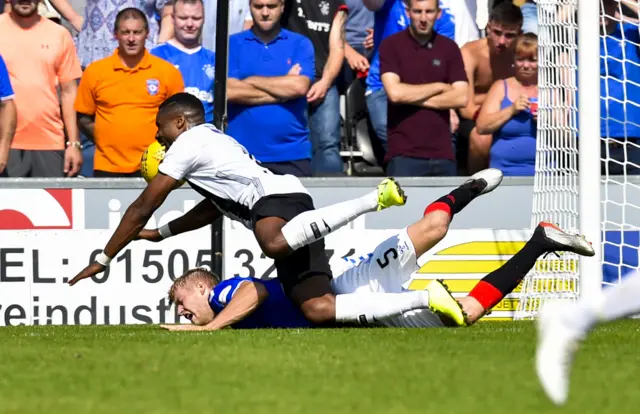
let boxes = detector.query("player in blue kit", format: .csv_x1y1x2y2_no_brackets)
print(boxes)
161,169,595,331
151,0,216,122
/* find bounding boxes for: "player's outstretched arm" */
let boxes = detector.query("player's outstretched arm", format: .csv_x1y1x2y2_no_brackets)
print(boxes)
69,174,179,286
161,282,269,331
136,199,222,242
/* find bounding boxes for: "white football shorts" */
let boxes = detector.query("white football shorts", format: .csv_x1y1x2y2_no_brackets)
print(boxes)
330,228,446,329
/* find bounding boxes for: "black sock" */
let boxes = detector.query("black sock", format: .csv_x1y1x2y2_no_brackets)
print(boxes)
431,180,485,216
470,227,551,310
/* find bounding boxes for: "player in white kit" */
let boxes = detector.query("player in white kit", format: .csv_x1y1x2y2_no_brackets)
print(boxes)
69,92,468,327
161,169,595,331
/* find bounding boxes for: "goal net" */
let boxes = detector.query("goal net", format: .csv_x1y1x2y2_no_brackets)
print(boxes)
515,0,640,319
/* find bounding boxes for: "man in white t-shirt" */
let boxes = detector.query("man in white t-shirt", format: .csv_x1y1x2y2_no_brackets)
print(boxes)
69,92,479,329
202,0,252,52
441,0,480,47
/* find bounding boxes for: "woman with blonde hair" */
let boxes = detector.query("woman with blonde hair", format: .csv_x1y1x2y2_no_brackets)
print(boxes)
476,33,538,176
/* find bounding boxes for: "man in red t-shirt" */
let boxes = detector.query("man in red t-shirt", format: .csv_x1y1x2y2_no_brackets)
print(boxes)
380,0,468,177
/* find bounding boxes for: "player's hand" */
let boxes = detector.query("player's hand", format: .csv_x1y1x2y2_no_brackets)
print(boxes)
160,324,201,331
135,228,163,242
68,262,106,286
512,95,530,115
307,79,330,104
288,63,302,76
363,28,374,50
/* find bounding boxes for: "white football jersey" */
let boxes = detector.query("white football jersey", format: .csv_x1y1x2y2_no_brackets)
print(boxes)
159,124,309,229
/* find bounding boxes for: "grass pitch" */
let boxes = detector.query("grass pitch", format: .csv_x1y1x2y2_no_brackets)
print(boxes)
1,321,639,414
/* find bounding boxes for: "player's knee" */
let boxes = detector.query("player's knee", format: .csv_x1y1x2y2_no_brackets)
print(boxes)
299,295,336,324
260,237,291,259
422,211,450,242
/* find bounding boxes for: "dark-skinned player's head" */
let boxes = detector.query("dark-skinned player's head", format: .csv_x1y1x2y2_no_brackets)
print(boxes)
486,2,523,55
156,93,206,147
168,267,221,325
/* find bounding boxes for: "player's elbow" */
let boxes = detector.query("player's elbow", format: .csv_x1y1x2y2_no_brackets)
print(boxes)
127,198,155,224
261,237,292,260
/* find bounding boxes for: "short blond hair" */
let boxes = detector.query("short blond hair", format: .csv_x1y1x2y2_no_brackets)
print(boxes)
168,268,221,305
515,33,538,60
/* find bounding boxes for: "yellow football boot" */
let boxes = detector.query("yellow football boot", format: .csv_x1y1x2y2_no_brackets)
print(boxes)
426,280,467,327
376,178,407,211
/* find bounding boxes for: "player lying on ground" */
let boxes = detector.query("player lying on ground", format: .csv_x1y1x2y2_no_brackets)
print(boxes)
536,269,640,406
161,170,595,331
156,167,505,329
68,92,472,327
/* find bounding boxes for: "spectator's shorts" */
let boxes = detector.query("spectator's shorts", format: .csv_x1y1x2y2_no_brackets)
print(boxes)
1,149,64,178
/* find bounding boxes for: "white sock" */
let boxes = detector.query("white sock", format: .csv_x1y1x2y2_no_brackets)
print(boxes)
281,190,378,251
335,291,430,325
562,270,640,334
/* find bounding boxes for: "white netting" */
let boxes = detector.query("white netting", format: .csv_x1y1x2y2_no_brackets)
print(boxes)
515,0,582,320
600,0,640,287
517,0,640,320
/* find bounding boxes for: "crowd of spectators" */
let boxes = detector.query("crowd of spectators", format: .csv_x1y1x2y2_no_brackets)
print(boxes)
0,0,636,178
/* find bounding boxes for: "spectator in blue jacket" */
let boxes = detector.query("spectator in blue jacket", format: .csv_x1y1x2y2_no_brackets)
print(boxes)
226,0,315,177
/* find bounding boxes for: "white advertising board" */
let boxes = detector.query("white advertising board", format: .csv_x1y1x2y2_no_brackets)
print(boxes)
0,229,212,326
224,222,533,321
0,224,534,326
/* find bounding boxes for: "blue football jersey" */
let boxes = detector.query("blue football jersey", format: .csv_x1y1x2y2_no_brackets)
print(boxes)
209,277,313,329
151,42,216,123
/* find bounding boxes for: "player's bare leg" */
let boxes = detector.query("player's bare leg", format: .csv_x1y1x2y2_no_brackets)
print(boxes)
459,222,595,325
407,168,504,259
376,169,504,327
255,179,406,259
536,269,640,405
385,222,595,329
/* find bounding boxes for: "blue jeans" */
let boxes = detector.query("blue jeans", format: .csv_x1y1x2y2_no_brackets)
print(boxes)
309,85,343,175
260,159,312,177
79,132,95,177
365,88,389,153
521,2,538,35
387,156,457,177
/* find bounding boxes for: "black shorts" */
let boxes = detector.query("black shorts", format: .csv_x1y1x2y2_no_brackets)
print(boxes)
251,193,333,295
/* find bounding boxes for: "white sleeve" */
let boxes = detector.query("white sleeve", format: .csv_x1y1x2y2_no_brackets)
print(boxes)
158,139,198,180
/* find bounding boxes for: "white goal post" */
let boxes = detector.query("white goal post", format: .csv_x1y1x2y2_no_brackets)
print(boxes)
515,0,605,319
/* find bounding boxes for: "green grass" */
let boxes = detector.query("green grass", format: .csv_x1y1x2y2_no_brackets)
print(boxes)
1,321,639,414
